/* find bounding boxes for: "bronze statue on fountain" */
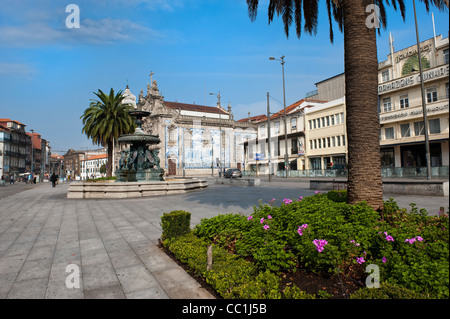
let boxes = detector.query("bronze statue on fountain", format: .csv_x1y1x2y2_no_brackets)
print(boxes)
115,106,164,182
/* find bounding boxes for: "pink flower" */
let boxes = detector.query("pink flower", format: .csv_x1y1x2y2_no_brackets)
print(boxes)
283,198,292,205
247,215,253,220
383,232,394,242
260,218,265,224
382,257,387,263
263,225,270,230
356,257,365,264
267,215,272,219
416,236,424,242
314,191,321,194
313,239,328,253
405,236,424,244
297,224,308,236
298,196,303,201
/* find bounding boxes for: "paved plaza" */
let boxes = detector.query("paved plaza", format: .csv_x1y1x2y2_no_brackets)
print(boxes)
0,179,448,299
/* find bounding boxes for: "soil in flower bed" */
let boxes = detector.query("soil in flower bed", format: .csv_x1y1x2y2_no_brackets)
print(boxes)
158,242,364,299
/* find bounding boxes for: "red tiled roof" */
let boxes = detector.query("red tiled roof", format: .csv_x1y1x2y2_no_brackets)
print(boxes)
0,118,25,125
84,154,108,161
237,114,268,123
165,101,229,115
270,98,327,120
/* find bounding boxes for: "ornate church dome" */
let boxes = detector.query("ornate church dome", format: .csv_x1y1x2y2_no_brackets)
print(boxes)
122,85,137,109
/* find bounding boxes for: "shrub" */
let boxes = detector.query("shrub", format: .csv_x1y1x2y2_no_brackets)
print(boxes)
164,233,314,299
350,282,424,299
325,189,347,203
160,210,191,240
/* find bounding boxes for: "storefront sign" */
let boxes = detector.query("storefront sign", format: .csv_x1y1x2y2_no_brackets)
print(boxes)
378,65,449,94
395,44,431,63
380,104,449,123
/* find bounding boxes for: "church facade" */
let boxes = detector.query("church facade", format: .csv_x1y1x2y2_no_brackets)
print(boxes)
115,80,257,177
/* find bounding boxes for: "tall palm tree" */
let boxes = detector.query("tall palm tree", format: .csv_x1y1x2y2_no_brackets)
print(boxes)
247,0,447,211
81,88,136,177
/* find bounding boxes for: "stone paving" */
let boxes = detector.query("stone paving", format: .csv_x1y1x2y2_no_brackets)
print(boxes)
0,179,448,299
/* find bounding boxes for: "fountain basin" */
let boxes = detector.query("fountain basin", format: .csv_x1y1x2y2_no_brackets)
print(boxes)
67,179,208,199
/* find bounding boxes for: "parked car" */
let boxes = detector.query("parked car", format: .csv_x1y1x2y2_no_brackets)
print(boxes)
224,168,242,178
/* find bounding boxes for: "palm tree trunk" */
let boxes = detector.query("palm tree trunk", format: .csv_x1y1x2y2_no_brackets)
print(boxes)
343,0,383,211
107,138,114,177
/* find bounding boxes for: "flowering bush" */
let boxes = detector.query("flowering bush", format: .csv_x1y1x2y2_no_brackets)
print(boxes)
191,193,449,298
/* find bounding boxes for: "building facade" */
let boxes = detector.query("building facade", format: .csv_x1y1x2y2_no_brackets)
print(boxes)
116,80,257,177
242,98,326,176
80,154,108,180
0,119,30,179
378,34,449,176
304,97,348,170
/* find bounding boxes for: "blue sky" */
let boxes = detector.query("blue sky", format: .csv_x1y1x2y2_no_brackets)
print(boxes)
0,0,448,153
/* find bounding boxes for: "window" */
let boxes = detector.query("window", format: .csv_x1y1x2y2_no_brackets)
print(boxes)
260,125,265,137
385,127,395,139
331,115,335,125
400,123,410,137
291,118,297,130
317,118,321,128
314,140,317,149
326,116,330,126
291,139,298,154
309,120,312,130
318,139,322,148
426,87,438,103
340,113,345,124
446,83,449,99
414,121,425,136
444,49,449,65
336,114,340,125
332,136,336,147
322,117,325,127
327,137,331,148
310,140,313,150
313,119,316,129
400,94,409,109
342,135,345,146
322,138,326,148
274,122,280,134
337,136,341,146
382,70,390,82
429,119,441,134
383,98,392,112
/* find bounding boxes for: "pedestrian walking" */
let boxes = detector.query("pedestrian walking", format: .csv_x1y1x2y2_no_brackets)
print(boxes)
10,175,14,184
50,172,58,188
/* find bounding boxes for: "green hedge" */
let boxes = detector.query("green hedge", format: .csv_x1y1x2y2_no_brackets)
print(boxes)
160,210,191,240
350,282,424,299
163,233,314,299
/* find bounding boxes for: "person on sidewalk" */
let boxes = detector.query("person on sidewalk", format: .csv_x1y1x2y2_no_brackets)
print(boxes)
50,172,58,187
10,175,14,184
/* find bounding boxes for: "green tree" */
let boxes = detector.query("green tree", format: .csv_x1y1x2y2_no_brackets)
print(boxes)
246,0,447,210
81,88,136,177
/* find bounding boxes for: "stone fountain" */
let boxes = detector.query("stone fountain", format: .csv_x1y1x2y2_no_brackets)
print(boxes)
115,108,165,182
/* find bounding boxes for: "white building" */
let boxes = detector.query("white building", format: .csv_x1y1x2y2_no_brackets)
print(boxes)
80,154,108,180
378,34,449,177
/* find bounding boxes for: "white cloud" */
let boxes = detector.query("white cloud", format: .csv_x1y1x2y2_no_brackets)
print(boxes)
0,17,172,47
0,62,36,79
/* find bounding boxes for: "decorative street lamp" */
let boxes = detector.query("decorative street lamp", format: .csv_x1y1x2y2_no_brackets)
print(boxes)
269,56,289,178
210,91,223,177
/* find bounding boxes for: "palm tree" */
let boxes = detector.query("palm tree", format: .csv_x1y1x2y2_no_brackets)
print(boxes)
81,88,136,177
246,0,447,211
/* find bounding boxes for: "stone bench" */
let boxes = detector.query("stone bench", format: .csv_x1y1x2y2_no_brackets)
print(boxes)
67,179,208,199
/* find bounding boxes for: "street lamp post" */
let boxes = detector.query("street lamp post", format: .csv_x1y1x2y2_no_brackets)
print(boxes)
269,56,288,178
30,129,34,175
412,0,432,180
210,91,223,177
